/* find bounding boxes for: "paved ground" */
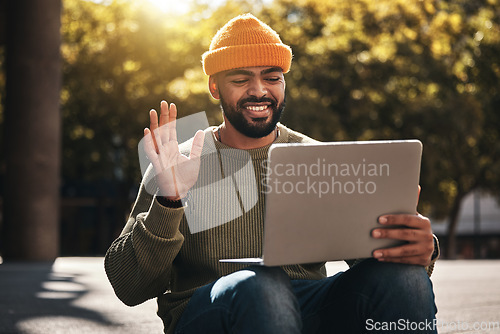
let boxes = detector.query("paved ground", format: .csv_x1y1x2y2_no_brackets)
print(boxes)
429,260,500,334
0,258,499,333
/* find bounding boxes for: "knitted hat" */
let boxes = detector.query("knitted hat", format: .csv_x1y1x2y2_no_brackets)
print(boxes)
202,14,292,76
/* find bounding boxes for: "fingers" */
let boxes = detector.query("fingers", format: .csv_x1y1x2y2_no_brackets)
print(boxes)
150,109,159,130
373,236,434,257
159,100,169,127
372,226,433,242
377,213,431,230
372,242,434,266
149,109,159,153
372,214,433,247
168,101,177,123
157,101,179,145
159,101,170,144
146,124,169,172
146,100,204,168
159,100,177,125
190,130,205,160
167,103,178,144
372,213,434,266
143,128,161,172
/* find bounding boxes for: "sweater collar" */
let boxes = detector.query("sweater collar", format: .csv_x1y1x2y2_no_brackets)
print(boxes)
209,123,289,161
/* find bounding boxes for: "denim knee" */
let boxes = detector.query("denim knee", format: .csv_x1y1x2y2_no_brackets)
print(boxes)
210,266,294,306
350,259,437,318
208,266,302,333
364,259,433,299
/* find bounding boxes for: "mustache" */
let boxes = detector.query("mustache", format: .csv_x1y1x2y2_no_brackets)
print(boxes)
237,97,277,109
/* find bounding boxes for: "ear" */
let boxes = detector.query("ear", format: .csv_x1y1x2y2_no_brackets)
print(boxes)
209,76,220,99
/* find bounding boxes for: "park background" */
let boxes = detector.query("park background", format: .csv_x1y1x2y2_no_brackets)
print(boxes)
0,0,499,262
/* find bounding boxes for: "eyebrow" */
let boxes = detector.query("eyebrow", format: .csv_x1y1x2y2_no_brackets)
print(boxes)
261,67,283,75
224,67,283,77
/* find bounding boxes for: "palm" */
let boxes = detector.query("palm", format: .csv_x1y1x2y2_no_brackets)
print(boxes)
155,138,203,198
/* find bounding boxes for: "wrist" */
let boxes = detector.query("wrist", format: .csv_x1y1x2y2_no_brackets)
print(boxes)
164,195,181,201
431,234,440,261
156,195,183,208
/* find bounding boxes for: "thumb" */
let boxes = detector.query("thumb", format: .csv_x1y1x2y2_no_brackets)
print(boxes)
189,130,205,160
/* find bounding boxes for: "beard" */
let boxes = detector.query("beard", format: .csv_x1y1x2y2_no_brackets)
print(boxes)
219,94,285,139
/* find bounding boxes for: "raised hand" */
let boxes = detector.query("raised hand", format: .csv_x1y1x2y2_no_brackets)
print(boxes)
143,101,205,200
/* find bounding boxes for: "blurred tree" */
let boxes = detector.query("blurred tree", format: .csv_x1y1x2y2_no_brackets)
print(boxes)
259,0,500,258
5,0,494,256
128,0,499,258
59,0,259,187
61,0,196,186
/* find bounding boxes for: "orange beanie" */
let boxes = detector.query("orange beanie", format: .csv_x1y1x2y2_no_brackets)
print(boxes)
202,14,292,76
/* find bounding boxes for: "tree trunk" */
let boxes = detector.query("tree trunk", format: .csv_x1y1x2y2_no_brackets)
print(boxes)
2,0,62,261
446,192,465,259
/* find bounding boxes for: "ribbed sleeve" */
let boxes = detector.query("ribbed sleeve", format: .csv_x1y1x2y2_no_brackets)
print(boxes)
105,124,326,333
104,198,185,307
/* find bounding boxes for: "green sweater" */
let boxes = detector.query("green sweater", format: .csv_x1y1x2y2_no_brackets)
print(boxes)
105,124,327,333
105,123,436,333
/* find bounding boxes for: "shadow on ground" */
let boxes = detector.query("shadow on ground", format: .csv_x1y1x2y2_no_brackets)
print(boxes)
0,261,113,333
0,258,162,334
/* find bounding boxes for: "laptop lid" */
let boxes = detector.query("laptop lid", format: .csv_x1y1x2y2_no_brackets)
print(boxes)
259,140,423,266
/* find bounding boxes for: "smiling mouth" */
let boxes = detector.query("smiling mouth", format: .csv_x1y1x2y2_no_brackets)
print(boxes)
244,105,272,120
245,105,268,112
238,97,276,118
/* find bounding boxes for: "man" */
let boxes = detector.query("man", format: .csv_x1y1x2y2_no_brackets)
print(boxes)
105,14,439,334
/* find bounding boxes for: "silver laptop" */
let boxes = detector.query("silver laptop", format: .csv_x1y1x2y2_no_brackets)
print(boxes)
220,140,423,266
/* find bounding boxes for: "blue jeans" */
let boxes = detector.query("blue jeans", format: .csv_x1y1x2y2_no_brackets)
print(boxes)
174,259,437,333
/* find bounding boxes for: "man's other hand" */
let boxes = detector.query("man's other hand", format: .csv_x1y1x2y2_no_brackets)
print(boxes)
371,213,434,267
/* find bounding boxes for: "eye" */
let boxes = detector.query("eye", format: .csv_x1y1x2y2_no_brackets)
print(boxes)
265,77,281,82
231,79,248,85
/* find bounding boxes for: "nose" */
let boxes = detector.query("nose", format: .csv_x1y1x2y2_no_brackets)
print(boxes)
247,79,267,98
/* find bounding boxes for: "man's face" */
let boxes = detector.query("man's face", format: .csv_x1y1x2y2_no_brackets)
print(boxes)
214,66,286,138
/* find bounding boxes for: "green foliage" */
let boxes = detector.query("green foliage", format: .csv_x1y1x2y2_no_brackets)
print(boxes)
259,0,500,220
57,0,499,223
61,0,213,185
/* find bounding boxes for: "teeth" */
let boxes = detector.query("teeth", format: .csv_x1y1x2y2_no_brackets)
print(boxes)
246,105,268,111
